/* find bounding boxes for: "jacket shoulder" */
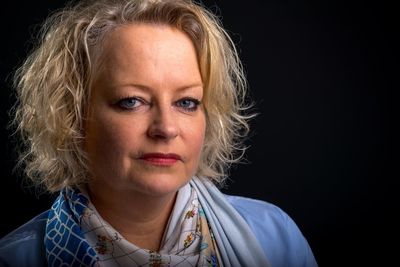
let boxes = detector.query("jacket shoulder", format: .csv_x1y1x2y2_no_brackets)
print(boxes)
226,195,318,267
0,211,49,267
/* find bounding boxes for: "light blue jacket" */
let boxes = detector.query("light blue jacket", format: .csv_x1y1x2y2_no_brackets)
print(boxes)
0,195,318,267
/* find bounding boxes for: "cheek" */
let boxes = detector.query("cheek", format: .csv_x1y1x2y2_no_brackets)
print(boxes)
185,116,206,157
85,116,139,159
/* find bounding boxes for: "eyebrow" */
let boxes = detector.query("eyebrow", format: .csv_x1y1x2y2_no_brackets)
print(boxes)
118,82,203,92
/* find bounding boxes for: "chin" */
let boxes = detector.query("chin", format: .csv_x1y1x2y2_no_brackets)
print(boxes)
131,174,190,197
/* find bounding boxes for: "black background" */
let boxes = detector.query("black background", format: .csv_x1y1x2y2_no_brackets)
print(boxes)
1,1,396,266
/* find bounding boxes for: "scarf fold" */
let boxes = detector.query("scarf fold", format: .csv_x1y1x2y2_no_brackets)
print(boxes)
45,177,270,267
190,177,271,267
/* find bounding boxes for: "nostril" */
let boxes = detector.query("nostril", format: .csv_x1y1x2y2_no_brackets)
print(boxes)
147,121,179,140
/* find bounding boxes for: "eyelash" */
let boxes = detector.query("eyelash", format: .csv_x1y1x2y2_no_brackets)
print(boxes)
115,97,201,112
175,98,201,112
116,97,145,110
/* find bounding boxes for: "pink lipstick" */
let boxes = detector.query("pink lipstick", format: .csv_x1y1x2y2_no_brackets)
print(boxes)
139,153,181,166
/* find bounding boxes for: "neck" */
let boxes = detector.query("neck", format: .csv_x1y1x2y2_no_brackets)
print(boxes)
87,182,177,251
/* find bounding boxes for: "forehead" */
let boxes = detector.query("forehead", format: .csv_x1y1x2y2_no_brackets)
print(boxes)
97,23,198,80
90,23,203,91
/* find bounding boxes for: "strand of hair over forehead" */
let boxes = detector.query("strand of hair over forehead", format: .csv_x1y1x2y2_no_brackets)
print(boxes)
11,0,254,192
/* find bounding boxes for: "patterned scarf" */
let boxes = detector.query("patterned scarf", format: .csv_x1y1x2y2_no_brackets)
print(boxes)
45,184,219,266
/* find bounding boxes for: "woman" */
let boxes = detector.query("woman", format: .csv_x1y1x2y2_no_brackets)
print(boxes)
0,0,317,266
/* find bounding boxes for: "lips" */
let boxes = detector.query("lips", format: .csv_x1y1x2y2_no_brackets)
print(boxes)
139,153,181,166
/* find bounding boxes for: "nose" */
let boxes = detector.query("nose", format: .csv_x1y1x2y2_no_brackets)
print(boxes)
147,105,179,141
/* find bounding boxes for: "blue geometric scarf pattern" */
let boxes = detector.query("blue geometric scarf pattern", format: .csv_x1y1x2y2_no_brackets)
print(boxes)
45,187,98,266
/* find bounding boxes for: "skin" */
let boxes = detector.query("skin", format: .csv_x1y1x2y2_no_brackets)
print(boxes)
84,23,206,250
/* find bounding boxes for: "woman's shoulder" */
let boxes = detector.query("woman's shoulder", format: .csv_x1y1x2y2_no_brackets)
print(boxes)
225,194,286,219
225,194,299,241
0,211,48,267
225,194,318,267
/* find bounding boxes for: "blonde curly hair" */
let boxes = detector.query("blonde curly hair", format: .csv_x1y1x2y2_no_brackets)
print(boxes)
12,0,252,192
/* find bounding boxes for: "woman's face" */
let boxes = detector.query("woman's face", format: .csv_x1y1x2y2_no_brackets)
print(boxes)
85,24,206,197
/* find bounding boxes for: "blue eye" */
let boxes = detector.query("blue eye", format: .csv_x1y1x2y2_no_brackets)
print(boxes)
176,98,200,112
117,97,142,110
